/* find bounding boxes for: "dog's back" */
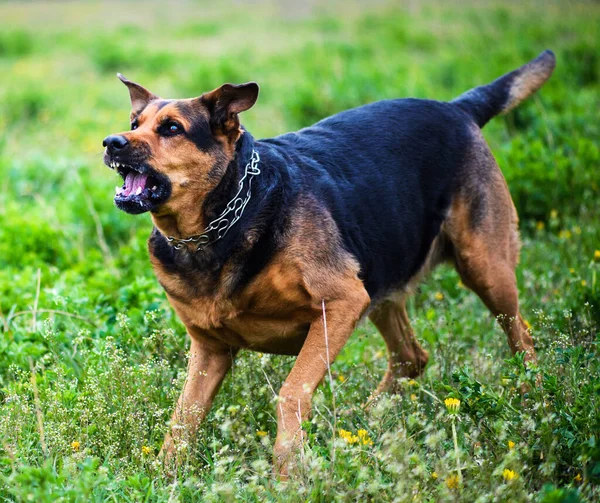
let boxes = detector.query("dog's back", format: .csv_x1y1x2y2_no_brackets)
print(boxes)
259,50,555,300
261,99,470,298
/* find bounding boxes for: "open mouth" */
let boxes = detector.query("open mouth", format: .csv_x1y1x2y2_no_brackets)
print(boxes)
105,158,171,214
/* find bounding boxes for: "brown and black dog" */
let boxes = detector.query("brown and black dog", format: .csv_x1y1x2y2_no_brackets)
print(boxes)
102,50,555,477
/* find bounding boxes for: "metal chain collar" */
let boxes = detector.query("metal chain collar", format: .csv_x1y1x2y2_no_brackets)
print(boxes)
166,149,261,252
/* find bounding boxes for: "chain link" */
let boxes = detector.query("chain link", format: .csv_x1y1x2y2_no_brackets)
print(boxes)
166,149,261,252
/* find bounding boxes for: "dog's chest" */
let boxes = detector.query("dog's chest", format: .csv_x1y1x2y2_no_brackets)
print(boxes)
150,249,321,354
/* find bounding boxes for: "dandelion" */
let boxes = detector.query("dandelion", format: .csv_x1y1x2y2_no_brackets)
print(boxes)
357,429,373,446
141,445,152,455
408,379,418,387
410,393,417,401
444,397,460,414
594,250,600,262
581,280,587,287
446,474,460,489
574,473,582,483
71,440,80,452
550,209,558,219
338,375,346,383
434,291,444,301
569,268,575,274
536,221,545,230
339,428,359,444
256,430,268,437
432,472,438,479
508,440,515,450
502,469,518,481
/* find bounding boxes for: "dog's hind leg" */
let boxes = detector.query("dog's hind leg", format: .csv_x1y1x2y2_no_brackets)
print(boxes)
444,164,536,363
369,296,429,396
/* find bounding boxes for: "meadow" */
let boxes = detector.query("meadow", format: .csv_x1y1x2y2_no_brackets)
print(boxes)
0,0,599,501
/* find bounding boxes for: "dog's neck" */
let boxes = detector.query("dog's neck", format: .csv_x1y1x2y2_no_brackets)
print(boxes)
150,132,258,253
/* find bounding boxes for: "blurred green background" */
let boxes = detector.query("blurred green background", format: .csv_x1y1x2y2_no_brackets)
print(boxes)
0,1,599,501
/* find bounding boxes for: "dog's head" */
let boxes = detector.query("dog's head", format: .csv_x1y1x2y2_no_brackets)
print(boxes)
103,75,259,215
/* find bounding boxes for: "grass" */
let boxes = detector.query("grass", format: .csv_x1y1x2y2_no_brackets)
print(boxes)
0,0,599,501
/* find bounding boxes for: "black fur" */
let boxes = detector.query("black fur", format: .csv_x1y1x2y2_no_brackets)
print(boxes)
176,102,218,152
149,52,555,301
150,99,475,301
452,50,555,127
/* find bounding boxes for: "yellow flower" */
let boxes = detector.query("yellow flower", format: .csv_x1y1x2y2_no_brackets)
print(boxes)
574,473,582,483
256,430,268,437
581,280,587,287
71,441,80,452
559,229,572,239
338,428,359,444
445,474,460,489
444,397,460,414
594,250,600,262
550,209,558,219
524,319,531,330
508,440,515,450
434,291,444,301
338,375,346,383
569,268,575,274
357,429,373,446
141,445,152,455
432,471,438,479
408,379,418,387
502,469,518,481
410,394,418,401
536,221,545,230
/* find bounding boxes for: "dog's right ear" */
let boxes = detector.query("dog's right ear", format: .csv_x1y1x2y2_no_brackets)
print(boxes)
117,73,159,114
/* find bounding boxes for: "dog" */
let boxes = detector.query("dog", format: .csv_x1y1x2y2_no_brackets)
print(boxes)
102,50,555,477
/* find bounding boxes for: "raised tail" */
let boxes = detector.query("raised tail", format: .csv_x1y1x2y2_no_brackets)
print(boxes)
452,50,556,128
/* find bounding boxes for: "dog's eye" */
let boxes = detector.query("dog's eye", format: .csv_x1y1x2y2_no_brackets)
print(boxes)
161,121,183,136
131,119,138,130
167,123,180,134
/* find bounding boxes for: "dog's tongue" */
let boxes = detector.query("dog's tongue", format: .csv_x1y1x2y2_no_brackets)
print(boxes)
124,171,148,196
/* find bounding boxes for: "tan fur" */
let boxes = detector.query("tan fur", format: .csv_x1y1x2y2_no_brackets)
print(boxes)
504,54,556,114
151,199,369,477
116,100,231,240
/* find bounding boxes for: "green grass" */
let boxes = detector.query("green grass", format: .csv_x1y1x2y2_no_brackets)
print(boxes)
0,0,599,501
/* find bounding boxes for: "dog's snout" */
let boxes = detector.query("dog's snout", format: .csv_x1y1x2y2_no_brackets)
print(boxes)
103,135,129,151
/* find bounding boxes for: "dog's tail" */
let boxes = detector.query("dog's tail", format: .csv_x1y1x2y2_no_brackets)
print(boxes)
451,50,556,128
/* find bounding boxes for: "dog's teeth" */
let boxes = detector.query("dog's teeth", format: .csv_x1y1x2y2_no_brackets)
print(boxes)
135,187,142,195
139,201,143,206
152,185,157,191
115,186,120,194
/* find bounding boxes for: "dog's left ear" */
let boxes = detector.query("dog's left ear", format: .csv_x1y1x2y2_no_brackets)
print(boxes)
117,73,159,114
200,82,259,137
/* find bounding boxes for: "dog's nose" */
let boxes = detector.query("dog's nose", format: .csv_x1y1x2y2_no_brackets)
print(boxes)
103,135,129,151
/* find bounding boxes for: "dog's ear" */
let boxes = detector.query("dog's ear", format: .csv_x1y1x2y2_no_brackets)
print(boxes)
117,73,159,114
200,82,259,137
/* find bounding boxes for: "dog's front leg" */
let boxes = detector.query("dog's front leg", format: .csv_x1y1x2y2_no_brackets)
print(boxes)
273,290,370,479
161,334,236,465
